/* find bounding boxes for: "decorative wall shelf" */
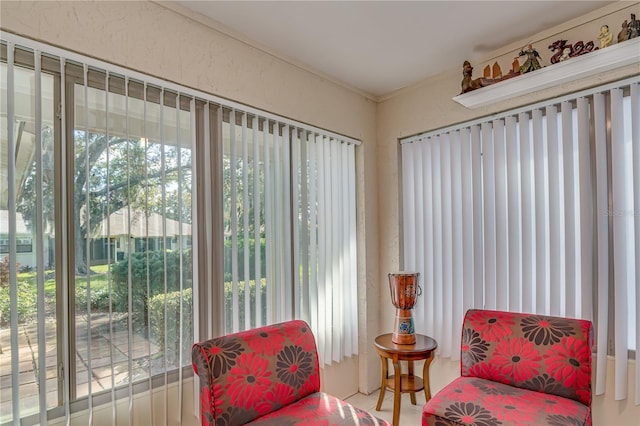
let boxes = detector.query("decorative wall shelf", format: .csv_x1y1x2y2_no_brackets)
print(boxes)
452,37,640,109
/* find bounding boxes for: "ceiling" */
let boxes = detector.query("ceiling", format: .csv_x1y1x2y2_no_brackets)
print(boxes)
176,1,614,98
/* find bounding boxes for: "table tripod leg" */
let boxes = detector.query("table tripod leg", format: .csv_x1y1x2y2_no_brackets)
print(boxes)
408,361,417,405
393,360,401,426
375,356,387,411
423,352,435,401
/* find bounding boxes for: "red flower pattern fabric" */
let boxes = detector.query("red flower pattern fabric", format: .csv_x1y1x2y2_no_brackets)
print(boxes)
422,377,590,426
461,328,489,367
193,320,389,426
544,336,592,403
425,309,593,426
285,323,318,352
226,352,273,409
247,330,285,356
467,363,508,385
467,310,516,341
276,345,315,388
492,337,541,382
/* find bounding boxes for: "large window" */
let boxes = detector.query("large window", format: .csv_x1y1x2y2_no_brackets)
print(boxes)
1,34,360,424
400,77,639,403
1,47,195,424
71,78,194,400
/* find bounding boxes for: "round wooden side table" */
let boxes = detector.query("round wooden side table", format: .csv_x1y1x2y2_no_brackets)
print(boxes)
374,333,438,426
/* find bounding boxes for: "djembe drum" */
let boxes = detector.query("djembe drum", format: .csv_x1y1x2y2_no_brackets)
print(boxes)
388,272,421,344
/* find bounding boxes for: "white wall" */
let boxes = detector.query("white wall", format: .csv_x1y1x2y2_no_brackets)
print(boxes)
376,1,640,424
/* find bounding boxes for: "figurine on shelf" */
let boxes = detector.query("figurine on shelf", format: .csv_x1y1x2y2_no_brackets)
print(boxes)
492,62,502,78
511,57,520,73
618,20,630,42
549,39,597,63
460,60,486,93
629,14,640,39
518,44,542,74
459,59,521,94
597,25,614,48
558,47,572,62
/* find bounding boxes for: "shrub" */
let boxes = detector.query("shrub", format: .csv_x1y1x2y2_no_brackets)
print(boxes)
0,256,20,287
75,285,112,312
0,281,36,326
149,287,193,365
224,278,267,331
223,238,266,282
111,249,192,318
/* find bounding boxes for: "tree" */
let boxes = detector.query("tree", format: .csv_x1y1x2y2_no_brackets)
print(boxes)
17,126,55,235
74,131,192,274
18,127,192,275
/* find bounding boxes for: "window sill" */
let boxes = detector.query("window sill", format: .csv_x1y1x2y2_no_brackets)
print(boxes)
452,37,640,109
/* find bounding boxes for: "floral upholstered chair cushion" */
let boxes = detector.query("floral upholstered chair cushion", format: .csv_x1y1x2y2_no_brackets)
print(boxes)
193,320,390,426
423,309,593,426
246,392,390,426
192,320,321,425
422,376,591,426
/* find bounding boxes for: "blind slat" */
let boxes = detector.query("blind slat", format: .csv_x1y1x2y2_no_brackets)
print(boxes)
506,116,521,312
593,93,609,396
532,108,548,314
630,83,640,405
561,101,577,317
7,40,21,426
283,126,292,321
253,116,262,327
471,126,483,309
482,122,497,309
631,82,640,405
460,128,474,316
431,137,443,338
546,105,563,316
519,112,534,313
420,139,435,333
450,131,464,361
34,49,48,426
230,110,239,332
577,97,592,320
242,113,251,329
610,88,630,400
441,133,453,358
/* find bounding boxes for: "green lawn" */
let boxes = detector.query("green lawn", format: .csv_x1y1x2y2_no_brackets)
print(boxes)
1,265,113,325
17,264,111,298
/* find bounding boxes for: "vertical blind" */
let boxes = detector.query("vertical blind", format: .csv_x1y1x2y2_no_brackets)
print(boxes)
1,32,360,425
401,76,639,404
220,113,359,367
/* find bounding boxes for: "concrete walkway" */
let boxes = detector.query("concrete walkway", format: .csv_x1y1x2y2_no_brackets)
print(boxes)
0,312,160,423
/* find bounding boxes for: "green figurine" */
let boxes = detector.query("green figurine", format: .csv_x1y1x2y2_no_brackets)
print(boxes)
519,44,542,74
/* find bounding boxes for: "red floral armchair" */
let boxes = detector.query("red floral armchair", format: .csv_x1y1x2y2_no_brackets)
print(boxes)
192,320,389,425
422,309,593,426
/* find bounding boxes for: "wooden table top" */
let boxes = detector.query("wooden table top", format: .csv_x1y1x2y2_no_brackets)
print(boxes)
374,333,437,357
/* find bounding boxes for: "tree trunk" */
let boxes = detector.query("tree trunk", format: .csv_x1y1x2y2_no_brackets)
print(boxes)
74,201,88,276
